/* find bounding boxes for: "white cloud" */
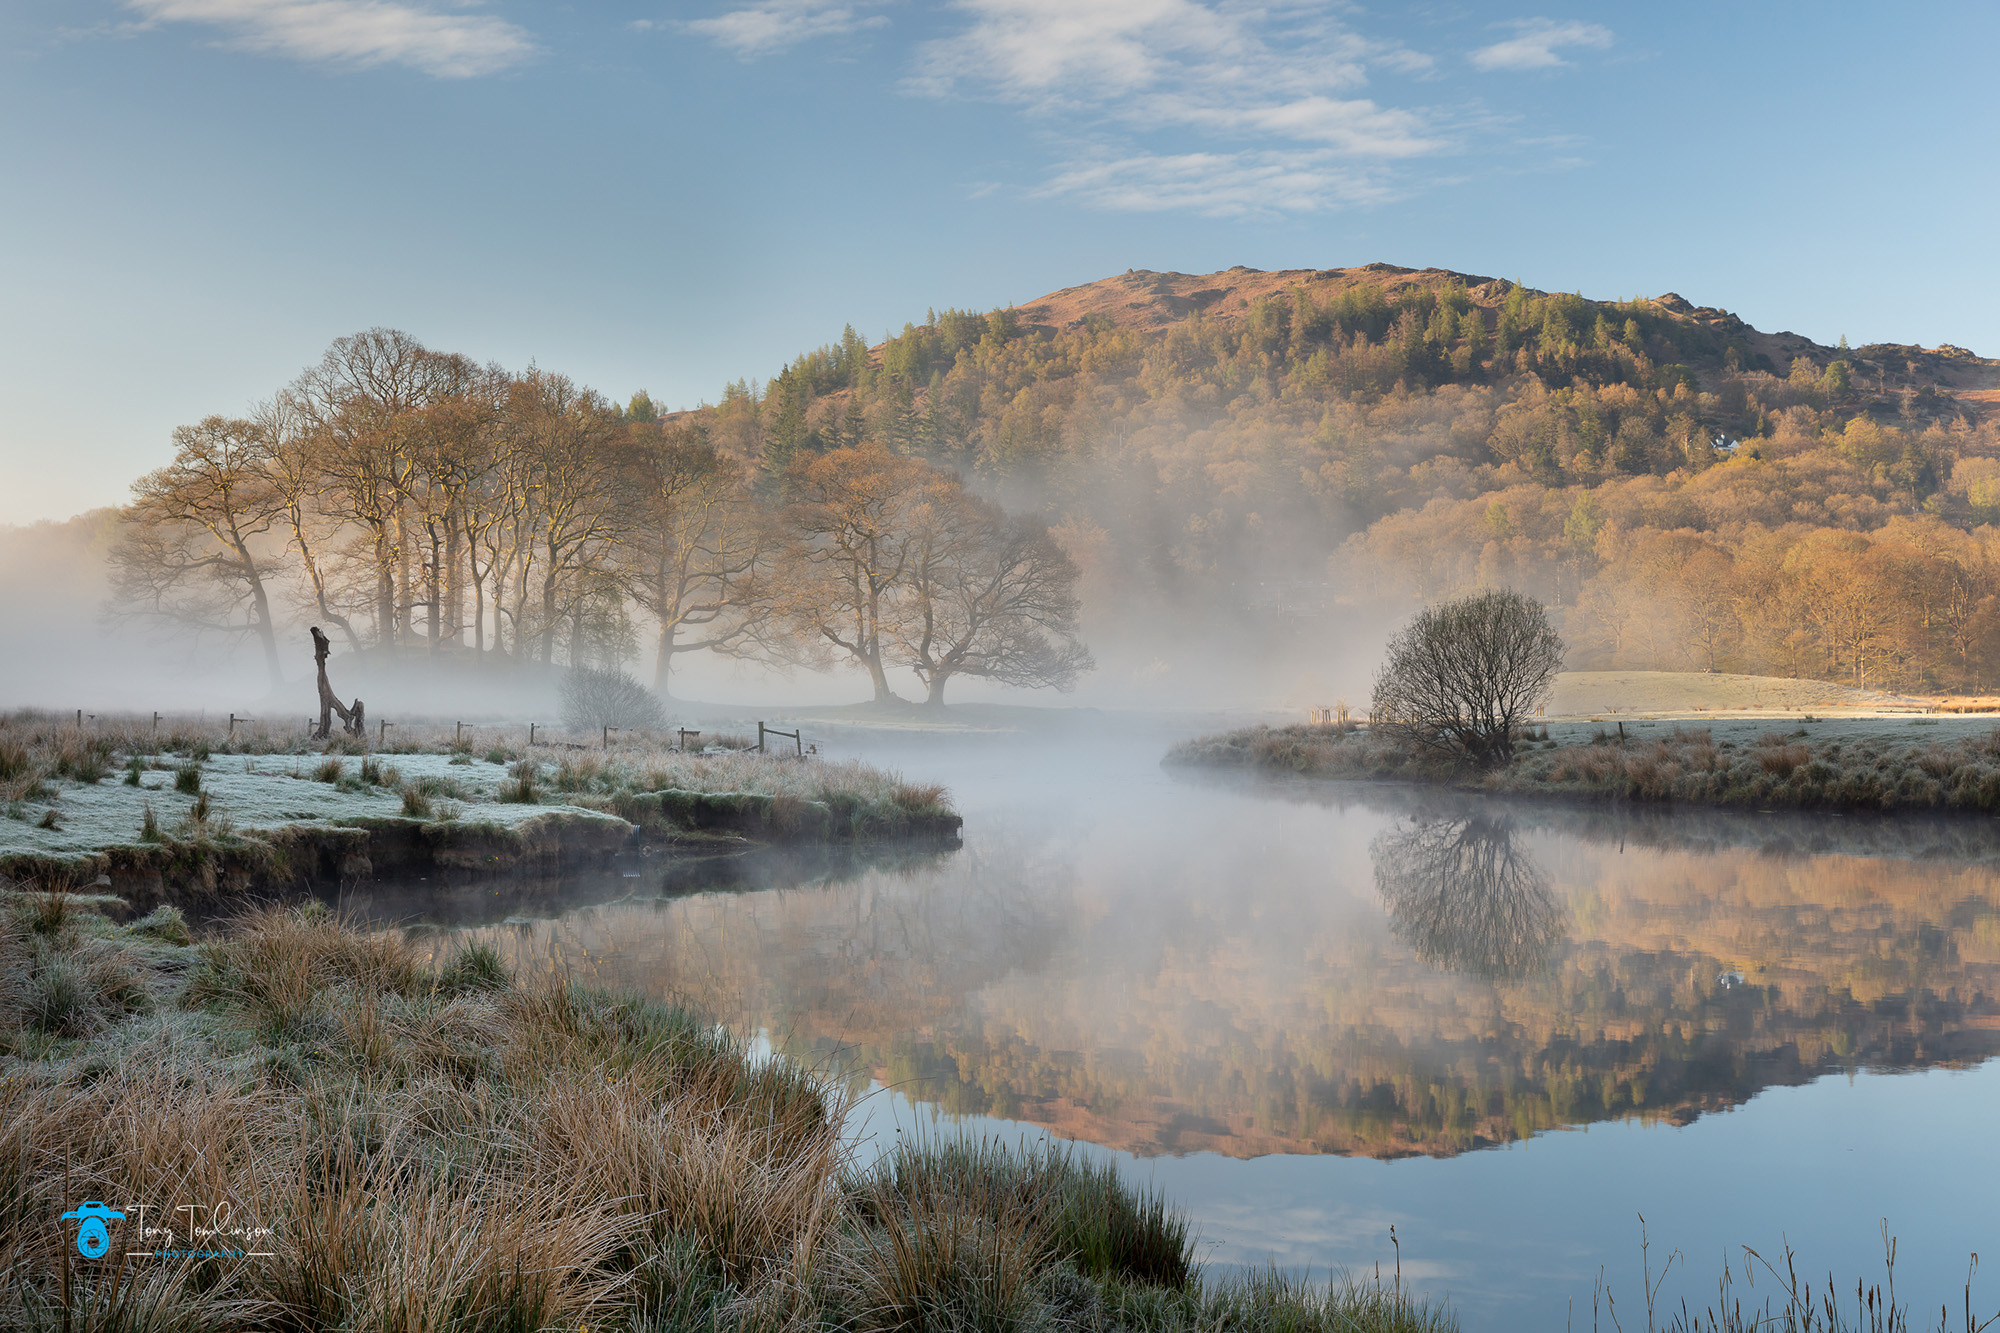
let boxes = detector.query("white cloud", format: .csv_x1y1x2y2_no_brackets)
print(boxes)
1032,149,1399,217
686,0,887,57
123,0,533,77
1469,18,1612,72
910,0,1441,213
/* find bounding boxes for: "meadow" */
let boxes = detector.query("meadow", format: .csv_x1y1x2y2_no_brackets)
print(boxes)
0,710,959,893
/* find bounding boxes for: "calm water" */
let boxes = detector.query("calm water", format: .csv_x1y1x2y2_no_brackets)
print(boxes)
375,727,2000,1332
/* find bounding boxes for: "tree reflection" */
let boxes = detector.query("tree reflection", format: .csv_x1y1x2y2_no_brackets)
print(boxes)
1372,816,1566,980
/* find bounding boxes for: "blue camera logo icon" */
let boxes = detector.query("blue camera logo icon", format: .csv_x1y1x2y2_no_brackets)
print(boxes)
60,1202,125,1259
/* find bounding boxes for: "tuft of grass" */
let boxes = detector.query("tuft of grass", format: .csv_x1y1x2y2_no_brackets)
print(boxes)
313,756,345,783
123,754,146,786
139,799,160,842
173,762,202,795
0,737,28,782
437,941,509,995
400,784,435,819
891,781,951,814
132,903,191,945
34,808,58,831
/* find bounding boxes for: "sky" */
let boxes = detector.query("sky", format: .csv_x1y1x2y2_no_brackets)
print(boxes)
3,0,1997,525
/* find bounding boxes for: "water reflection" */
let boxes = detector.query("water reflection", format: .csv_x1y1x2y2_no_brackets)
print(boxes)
1372,815,1565,980
403,761,2000,1164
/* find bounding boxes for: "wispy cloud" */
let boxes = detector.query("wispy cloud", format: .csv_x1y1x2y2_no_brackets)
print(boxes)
123,0,534,77
686,0,887,57
1469,18,1612,72
907,0,1441,212
1033,149,1400,217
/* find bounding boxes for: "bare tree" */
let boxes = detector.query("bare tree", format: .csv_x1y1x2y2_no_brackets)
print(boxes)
1371,589,1563,767
109,415,289,689
778,442,932,703
260,393,365,652
897,486,1091,706
620,422,777,696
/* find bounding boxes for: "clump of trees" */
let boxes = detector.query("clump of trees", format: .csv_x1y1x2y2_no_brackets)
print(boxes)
1370,589,1564,767
107,332,1089,707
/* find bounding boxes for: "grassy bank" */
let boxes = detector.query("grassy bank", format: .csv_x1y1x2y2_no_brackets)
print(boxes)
1167,720,2000,815
0,711,960,896
0,891,1447,1333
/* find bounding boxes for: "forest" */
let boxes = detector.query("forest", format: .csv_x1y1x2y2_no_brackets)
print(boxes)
94,263,2000,701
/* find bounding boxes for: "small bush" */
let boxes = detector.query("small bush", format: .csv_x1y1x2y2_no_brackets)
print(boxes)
559,666,666,734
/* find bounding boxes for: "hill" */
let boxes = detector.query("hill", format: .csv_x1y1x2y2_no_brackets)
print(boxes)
1008,263,2000,416
687,259,2000,701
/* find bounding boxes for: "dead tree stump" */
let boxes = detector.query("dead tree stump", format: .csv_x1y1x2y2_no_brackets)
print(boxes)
311,627,366,740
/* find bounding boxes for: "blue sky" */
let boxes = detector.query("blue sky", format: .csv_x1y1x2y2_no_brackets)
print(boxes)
2,1,1995,524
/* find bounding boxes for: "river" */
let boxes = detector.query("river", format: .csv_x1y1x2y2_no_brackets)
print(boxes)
376,722,2000,1331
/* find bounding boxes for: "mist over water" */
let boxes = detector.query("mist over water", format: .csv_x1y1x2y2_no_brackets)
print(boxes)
370,726,2000,1333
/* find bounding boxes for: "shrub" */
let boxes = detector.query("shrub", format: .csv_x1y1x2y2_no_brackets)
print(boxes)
1371,589,1564,768
559,667,666,734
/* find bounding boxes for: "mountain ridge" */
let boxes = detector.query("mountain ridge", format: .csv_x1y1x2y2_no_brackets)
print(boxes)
1000,262,2000,412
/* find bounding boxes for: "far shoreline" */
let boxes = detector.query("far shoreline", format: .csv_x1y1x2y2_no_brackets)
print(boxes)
1165,715,2000,819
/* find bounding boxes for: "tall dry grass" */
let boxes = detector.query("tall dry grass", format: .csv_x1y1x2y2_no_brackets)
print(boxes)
3,895,1424,1333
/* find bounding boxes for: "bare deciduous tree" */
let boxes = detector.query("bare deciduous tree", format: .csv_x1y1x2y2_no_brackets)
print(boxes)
898,488,1090,706
109,416,288,689
621,422,776,696
778,442,931,703
1371,589,1563,766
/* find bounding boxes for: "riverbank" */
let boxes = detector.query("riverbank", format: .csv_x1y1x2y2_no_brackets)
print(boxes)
1166,718,2000,814
0,893,1448,1332
0,712,960,904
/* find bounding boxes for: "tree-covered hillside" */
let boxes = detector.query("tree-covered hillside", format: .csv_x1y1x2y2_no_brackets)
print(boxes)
690,264,2000,693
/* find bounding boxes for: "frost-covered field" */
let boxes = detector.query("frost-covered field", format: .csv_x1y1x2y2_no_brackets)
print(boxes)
0,712,953,867
0,752,611,860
